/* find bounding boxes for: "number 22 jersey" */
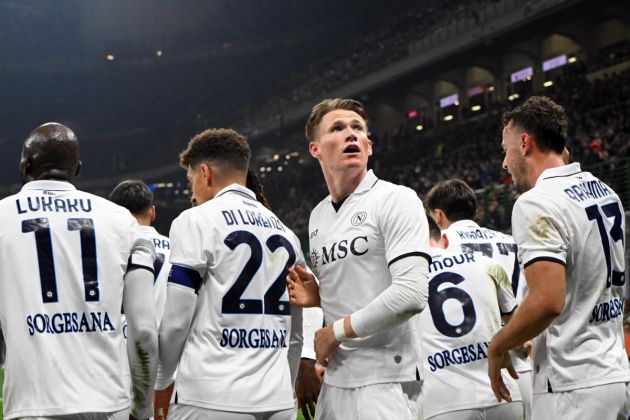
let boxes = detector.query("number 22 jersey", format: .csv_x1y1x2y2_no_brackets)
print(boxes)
167,184,304,412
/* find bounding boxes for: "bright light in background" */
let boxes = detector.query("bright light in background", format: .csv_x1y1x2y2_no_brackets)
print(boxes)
285,154,291,160
544,80,554,87
508,93,520,101
568,56,577,63
156,50,163,57
471,105,481,111
488,86,495,92
277,166,283,172
443,115,454,121
415,125,423,131
106,54,115,61
273,154,279,160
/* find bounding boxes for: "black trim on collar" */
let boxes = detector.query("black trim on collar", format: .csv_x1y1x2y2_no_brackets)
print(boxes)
388,251,432,267
331,196,348,212
523,256,566,269
500,305,517,316
216,189,256,201
542,171,583,180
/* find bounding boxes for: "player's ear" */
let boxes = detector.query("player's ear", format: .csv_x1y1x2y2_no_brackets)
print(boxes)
74,161,82,177
309,142,320,159
200,163,212,187
520,132,533,156
440,234,449,249
149,205,156,222
367,138,373,157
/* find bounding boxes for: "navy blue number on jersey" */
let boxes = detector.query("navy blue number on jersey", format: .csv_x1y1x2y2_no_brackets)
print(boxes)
428,272,476,337
23,218,99,303
462,242,520,297
223,231,296,315
153,253,165,283
586,202,624,288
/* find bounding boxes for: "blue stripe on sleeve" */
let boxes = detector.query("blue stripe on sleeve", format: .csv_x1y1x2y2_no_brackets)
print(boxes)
168,265,202,294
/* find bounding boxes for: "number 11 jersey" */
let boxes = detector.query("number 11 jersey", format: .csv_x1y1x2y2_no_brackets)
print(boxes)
0,180,155,419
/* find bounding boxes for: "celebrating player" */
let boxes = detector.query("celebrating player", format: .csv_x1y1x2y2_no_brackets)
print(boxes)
155,128,304,419
419,215,523,419
425,178,533,419
489,96,630,418
288,98,430,420
0,123,157,419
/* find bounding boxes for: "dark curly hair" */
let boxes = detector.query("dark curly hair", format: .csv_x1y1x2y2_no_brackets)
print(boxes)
502,96,568,154
179,128,250,173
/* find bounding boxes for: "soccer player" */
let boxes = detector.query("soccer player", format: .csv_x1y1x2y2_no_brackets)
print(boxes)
109,180,171,328
287,98,430,420
419,215,523,419
155,128,304,419
489,96,630,419
425,178,533,419
0,123,157,419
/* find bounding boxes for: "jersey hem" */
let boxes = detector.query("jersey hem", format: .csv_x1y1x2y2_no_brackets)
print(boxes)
174,397,295,413
523,256,566,269
3,401,130,419
534,374,630,394
324,373,419,388
425,398,522,419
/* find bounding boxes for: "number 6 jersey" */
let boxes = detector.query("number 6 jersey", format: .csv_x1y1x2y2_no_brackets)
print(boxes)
165,184,304,412
511,162,630,393
0,180,155,419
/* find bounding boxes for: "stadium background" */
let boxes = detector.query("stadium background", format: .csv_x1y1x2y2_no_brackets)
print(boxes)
0,0,629,418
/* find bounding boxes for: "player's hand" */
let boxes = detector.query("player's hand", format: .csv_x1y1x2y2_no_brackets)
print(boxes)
287,265,320,307
296,358,323,420
154,381,175,420
487,342,518,403
314,324,340,367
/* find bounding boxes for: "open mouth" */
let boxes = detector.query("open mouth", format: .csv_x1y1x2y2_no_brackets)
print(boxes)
343,144,360,154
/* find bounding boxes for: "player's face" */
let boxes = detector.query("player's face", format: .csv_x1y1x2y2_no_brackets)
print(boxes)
309,109,372,174
187,164,211,205
501,121,530,193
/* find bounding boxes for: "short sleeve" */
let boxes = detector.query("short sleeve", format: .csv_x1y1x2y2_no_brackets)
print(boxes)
488,261,517,315
128,219,156,273
169,210,212,278
378,186,431,266
512,193,568,269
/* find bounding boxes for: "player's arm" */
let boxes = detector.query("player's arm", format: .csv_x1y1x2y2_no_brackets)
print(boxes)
155,266,199,389
296,307,324,420
488,196,567,402
123,236,159,420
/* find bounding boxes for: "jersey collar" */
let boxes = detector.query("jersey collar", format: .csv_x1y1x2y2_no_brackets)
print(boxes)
215,183,257,201
326,169,379,205
536,162,582,185
447,219,479,232
140,225,159,236
21,180,76,191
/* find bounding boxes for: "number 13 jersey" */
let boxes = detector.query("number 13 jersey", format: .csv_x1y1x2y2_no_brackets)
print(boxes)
167,184,304,412
512,162,630,393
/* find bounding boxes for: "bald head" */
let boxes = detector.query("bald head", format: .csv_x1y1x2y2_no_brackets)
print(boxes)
20,123,81,184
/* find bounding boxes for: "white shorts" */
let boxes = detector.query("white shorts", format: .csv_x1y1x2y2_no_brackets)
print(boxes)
314,381,423,420
21,408,128,420
515,370,532,420
167,403,295,420
532,382,629,420
427,402,523,420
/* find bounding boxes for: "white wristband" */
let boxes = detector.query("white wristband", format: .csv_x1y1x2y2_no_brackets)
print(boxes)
333,318,348,342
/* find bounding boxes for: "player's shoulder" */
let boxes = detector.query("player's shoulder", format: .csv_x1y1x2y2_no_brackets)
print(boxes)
373,178,418,200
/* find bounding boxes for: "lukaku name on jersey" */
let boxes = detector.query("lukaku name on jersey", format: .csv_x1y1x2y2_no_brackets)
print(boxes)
27,310,115,336
16,196,93,214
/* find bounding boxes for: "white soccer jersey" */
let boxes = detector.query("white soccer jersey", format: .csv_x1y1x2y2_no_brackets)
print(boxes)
141,226,170,326
308,170,430,388
419,248,521,419
442,219,531,373
0,180,154,419
167,184,304,412
512,163,630,393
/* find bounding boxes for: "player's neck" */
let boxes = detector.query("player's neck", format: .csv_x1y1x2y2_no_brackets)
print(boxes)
210,176,247,199
323,167,367,203
527,153,566,188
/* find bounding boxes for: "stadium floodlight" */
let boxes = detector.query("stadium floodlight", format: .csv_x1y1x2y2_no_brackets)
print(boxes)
285,154,291,160
471,105,481,112
156,50,163,57
273,154,279,160
544,81,554,87
106,54,115,61
488,86,495,92
443,115,454,121
415,125,424,131
508,94,520,101
259,167,265,173
568,56,577,63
